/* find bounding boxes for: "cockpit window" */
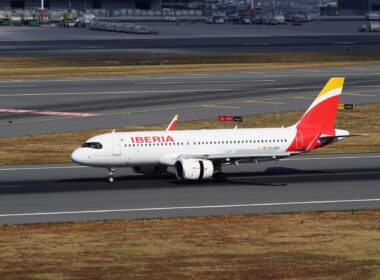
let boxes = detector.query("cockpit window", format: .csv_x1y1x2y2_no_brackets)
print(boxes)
82,142,103,149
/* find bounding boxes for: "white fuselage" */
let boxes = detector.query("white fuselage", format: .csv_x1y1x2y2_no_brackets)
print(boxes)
71,127,297,168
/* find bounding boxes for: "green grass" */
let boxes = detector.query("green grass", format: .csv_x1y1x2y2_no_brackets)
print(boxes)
1,51,380,79
0,210,379,279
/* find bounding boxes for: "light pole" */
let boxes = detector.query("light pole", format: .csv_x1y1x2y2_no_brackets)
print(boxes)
250,0,255,20
40,0,44,23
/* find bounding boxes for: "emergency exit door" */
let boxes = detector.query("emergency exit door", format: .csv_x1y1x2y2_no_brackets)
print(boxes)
112,138,122,156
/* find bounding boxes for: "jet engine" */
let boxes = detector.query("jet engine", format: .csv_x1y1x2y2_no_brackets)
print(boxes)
132,166,167,174
174,159,214,180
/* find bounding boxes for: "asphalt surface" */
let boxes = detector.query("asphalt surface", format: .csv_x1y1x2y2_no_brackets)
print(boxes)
0,154,379,224
1,65,380,136
2,34,380,56
0,21,379,56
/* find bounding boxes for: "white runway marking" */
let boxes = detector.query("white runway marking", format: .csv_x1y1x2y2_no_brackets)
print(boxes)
134,80,267,85
1,198,379,218
0,166,86,171
0,88,231,97
0,85,37,88
0,109,98,117
246,171,380,179
283,155,380,161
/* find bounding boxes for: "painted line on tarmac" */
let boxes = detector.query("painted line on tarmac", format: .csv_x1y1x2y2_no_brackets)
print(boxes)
1,198,380,218
244,171,380,179
0,85,37,88
344,93,376,97
133,79,276,85
291,96,315,100
0,109,98,117
283,155,380,161
0,166,87,171
245,100,286,104
200,105,240,109
0,88,231,97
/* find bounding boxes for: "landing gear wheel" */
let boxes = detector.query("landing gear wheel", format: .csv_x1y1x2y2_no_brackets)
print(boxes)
107,168,115,183
213,164,227,182
213,172,227,182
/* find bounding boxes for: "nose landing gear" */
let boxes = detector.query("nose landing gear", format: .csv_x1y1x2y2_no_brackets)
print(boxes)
107,167,115,183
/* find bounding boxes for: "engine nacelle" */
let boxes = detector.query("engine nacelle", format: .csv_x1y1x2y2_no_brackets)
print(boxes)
174,159,214,180
132,166,167,174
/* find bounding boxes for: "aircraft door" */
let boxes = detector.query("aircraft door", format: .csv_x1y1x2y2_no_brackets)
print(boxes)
295,131,304,150
112,138,122,156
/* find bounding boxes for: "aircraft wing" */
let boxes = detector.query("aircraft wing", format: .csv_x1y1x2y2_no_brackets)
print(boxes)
158,149,299,166
207,149,296,161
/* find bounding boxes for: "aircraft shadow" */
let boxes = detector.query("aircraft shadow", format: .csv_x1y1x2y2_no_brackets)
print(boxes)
0,167,379,195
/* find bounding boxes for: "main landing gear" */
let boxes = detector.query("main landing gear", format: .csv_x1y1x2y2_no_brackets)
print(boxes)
213,164,228,182
107,167,115,183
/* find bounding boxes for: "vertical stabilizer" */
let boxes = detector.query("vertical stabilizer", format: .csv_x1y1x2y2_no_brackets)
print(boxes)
296,77,344,134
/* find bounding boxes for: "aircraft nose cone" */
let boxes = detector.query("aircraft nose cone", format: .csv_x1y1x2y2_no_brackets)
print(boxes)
71,148,87,165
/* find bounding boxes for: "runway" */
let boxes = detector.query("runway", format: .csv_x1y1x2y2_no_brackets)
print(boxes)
0,154,379,224
0,21,378,56
1,65,380,136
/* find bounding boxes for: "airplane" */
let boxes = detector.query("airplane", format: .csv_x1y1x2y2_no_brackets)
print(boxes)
71,77,350,183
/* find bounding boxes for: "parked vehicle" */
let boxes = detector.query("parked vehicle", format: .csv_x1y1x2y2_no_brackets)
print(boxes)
232,16,240,24
286,13,307,23
165,16,176,22
366,11,380,20
273,14,285,24
358,22,380,32
241,17,251,24
252,16,264,24
206,15,224,24
358,24,368,32
233,16,251,24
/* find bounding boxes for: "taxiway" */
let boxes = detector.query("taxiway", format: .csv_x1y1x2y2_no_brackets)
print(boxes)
1,65,379,136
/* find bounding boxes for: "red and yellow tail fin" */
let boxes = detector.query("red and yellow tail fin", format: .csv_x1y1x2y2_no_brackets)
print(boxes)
296,77,345,134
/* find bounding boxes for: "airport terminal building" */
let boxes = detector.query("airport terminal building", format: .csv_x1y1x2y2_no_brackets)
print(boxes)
0,0,161,10
0,0,379,14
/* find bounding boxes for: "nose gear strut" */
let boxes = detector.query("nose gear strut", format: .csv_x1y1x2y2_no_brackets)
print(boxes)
107,167,115,183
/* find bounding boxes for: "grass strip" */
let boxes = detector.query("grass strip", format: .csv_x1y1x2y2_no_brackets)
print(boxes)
0,103,379,166
0,210,379,279
1,51,380,79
